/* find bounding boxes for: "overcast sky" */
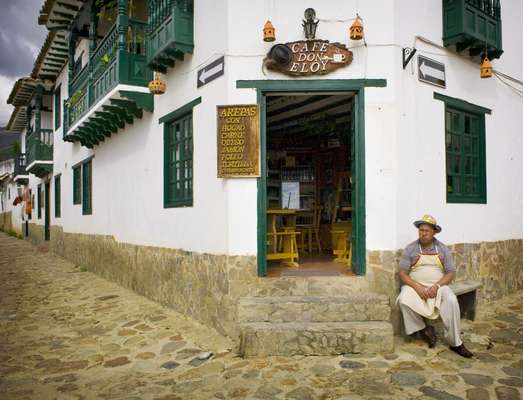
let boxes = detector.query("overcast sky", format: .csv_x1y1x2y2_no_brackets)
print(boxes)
0,0,47,128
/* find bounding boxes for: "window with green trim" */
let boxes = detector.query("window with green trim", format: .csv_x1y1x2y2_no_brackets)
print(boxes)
73,166,81,204
164,114,193,207
37,184,42,219
54,174,61,218
54,85,61,130
82,159,92,215
442,102,487,203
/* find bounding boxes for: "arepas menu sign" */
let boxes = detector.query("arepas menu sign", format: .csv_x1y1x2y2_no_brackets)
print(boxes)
217,104,260,178
266,40,353,76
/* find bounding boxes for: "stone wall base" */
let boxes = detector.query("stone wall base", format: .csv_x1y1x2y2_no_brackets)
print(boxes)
367,238,523,333
0,211,13,232
46,226,258,342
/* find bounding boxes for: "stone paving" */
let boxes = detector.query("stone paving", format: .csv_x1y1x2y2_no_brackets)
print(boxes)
0,232,522,400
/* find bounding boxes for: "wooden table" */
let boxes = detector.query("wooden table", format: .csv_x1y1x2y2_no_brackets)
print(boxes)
267,208,299,267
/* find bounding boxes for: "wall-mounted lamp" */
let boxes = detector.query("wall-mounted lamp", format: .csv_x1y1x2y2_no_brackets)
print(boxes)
480,57,492,78
148,72,166,95
302,8,319,40
349,15,364,41
263,20,276,42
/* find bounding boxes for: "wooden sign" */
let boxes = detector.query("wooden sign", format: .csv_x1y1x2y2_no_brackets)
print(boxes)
217,104,260,178
265,40,353,76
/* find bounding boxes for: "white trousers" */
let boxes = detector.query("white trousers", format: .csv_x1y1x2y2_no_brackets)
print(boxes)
398,285,462,347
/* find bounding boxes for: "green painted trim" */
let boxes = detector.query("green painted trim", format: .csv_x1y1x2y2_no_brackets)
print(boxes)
353,89,366,275
159,97,202,124
237,79,387,91
119,91,154,113
82,159,92,215
434,92,492,115
257,90,267,277
54,174,61,218
44,181,50,241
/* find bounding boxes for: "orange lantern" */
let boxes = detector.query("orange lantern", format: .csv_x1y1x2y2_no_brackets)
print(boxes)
480,57,492,78
350,15,364,40
263,20,276,42
148,72,166,95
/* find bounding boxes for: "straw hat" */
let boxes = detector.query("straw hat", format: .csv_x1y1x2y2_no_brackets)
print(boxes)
413,214,442,233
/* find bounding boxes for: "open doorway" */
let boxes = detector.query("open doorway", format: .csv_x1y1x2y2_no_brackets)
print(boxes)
265,93,355,277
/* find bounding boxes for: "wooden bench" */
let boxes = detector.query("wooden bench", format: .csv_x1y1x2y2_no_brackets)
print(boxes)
448,280,482,321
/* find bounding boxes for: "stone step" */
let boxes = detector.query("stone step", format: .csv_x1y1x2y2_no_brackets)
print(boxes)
238,294,391,323
239,321,394,356
249,276,370,297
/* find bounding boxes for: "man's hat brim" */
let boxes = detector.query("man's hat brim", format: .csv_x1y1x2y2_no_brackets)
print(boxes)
414,220,442,233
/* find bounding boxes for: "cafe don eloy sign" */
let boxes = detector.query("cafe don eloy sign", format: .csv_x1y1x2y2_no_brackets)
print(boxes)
266,39,353,76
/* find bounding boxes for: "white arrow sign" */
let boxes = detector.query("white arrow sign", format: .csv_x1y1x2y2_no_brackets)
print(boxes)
417,55,446,88
198,63,223,85
419,60,445,81
197,56,225,88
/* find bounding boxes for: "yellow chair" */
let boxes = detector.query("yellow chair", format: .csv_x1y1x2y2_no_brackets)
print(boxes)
296,206,322,254
331,221,352,267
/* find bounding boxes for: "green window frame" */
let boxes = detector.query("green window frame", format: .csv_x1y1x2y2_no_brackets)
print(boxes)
54,85,61,130
37,184,42,219
54,174,61,218
160,97,201,208
73,166,81,204
434,93,490,204
82,159,92,215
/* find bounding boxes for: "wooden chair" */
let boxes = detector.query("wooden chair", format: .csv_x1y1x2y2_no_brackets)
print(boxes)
267,230,300,267
296,206,322,254
331,221,352,266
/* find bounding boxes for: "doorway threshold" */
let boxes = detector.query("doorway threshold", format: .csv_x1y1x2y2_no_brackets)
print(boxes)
267,254,354,277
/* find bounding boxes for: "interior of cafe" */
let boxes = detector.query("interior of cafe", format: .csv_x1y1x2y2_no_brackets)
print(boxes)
265,93,356,277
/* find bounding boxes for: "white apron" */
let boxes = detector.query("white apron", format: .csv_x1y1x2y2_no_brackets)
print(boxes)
397,244,445,320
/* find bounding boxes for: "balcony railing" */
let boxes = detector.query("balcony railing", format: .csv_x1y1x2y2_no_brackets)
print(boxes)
147,0,193,72
64,19,151,134
443,0,503,59
26,129,53,169
13,153,28,178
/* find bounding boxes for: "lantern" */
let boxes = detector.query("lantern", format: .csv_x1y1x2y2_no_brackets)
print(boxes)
480,57,492,78
350,15,364,41
263,20,276,42
148,72,166,95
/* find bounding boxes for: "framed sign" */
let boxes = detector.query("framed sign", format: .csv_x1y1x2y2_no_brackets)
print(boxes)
217,104,260,178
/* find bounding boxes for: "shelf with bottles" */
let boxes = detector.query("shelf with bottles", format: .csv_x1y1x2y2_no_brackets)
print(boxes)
281,166,314,182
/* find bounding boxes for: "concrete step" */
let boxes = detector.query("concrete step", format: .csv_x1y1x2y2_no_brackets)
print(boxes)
238,294,391,323
239,321,394,356
249,276,370,297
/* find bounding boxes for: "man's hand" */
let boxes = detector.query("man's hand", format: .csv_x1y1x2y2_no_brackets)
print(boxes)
426,285,438,299
414,284,428,300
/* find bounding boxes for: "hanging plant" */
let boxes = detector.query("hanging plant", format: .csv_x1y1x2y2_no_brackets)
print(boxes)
66,90,83,108
100,53,110,65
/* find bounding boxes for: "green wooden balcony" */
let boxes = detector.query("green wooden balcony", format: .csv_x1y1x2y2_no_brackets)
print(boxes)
64,19,153,148
13,153,29,184
26,129,53,178
147,0,194,72
443,0,503,59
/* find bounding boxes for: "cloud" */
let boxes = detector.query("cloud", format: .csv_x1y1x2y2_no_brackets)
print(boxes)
0,0,46,127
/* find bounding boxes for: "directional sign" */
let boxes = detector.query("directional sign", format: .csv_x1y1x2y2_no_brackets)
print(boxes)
418,55,445,88
197,56,225,88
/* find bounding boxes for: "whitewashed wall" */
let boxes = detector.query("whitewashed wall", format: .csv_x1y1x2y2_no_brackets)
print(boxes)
390,0,523,250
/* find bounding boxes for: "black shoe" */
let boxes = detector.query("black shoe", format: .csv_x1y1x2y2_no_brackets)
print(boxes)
449,343,474,358
419,325,437,348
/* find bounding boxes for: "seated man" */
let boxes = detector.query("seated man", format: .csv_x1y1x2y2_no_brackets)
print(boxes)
397,215,473,358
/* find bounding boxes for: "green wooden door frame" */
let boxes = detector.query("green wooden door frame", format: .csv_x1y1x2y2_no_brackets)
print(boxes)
236,79,387,277
44,181,50,241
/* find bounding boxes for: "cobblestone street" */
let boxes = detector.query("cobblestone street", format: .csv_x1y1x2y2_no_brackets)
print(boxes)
0,232,522,400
